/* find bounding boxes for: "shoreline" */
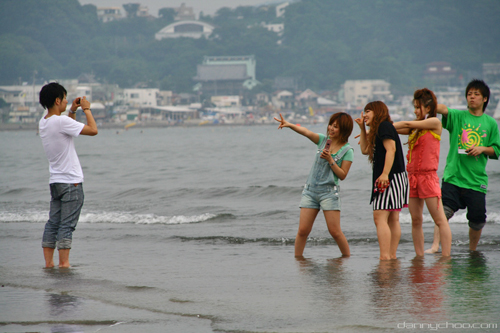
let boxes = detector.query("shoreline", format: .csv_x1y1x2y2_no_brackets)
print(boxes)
0,120,292,132
0,119,322,132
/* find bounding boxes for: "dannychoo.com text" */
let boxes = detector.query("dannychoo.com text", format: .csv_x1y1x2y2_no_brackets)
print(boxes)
397,322,498,330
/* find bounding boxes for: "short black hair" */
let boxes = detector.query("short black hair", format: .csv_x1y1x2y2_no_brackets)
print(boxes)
465,79,490,111
39,82,67,110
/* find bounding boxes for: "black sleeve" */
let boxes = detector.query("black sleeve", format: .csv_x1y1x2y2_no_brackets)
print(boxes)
377,121,397,142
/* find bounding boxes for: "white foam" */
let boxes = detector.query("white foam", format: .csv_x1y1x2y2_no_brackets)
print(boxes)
0,211,216,225
399,211,500,224
0,211,47,223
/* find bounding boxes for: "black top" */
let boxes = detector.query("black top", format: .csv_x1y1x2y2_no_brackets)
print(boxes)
370,121,406,202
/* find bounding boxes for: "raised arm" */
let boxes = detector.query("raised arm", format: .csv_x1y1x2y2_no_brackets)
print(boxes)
436,104,448,116
79,96,98,136
274,113,320,144
354,111,370,155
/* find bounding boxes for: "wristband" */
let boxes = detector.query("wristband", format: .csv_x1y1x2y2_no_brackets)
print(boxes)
69,110,76,114
83,108,91,111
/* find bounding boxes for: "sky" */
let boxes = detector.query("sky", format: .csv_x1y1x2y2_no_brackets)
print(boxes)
78,0,271,17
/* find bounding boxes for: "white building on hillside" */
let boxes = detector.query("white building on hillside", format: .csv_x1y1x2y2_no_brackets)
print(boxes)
123,88,159,107
97,7,122,22
263,23,284,35
435,91,466,109
343,80,392,107
276,2,289,18
211,95,240,108
155,20,214,40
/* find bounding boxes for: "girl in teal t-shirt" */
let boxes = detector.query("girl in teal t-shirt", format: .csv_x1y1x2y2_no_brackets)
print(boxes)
274,112,354,257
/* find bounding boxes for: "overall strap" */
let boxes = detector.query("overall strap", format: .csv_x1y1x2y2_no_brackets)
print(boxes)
333,144,354,163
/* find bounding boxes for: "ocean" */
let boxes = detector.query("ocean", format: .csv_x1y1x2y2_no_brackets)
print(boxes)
1,122,499,332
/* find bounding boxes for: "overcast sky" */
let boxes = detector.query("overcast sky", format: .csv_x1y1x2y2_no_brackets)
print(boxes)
79,0,272,17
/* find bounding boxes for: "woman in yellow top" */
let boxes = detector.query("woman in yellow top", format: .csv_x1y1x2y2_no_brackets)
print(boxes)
394,88,452,257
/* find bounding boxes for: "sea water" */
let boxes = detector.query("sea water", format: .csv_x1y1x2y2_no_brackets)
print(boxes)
1,123,499,332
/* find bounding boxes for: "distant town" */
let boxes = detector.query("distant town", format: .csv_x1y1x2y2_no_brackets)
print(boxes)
1,2,499,130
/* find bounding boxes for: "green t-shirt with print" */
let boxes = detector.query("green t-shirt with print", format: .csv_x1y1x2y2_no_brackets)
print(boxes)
442,108,500,193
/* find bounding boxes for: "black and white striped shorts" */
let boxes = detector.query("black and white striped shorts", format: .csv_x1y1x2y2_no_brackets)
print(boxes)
372,171,409,211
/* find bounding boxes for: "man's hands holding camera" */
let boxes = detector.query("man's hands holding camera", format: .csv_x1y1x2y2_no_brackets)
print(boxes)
70,96,91,114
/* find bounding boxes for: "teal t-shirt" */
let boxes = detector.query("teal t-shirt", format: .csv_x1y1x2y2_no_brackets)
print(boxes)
442,108,500,193
317,133,354,184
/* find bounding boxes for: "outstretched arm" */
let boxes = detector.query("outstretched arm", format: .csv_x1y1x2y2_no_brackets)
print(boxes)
274,113,320,144
394,118,442,133
393,121,412,135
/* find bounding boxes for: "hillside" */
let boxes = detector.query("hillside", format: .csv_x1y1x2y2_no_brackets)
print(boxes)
1,0,499,94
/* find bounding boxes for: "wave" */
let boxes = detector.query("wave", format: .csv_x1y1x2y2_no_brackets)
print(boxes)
172,235,500,248
173,235,410,245
169,185,300,200
398,211,500,224
0,211,223,225
175,235,295,245
99,185,301,202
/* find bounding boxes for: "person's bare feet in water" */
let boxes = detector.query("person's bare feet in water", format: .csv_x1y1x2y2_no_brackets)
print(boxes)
424,246,440,254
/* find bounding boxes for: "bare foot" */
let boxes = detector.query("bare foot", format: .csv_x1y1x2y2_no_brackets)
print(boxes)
424,247,440,254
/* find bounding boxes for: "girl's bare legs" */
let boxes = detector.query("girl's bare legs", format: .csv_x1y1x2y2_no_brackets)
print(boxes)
388,211,401,259
425,225,441,254
295,208,319,257
409,198,425,256
324,210,350,257
425,197,451,256
373,210,400,260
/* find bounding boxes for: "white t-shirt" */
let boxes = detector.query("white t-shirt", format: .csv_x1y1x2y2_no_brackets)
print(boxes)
39,115,85,184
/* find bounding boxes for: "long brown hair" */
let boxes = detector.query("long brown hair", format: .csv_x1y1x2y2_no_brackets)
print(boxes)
364,101,392,163
409,88,437,146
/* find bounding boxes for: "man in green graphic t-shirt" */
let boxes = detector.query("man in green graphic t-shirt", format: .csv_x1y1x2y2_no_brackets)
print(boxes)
426,79,500,253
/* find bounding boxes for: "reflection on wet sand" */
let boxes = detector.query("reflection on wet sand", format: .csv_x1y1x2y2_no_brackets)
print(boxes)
369,259,403,317
295,256,351,306
407,256,450,322
447,251,494,315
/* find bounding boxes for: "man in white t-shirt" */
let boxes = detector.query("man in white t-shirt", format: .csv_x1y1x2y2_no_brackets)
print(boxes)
39,82,98,268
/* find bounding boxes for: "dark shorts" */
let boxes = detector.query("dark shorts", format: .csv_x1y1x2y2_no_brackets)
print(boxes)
441,181,486,231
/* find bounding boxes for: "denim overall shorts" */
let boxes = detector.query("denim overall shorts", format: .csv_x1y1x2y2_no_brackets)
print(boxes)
299,141,352,211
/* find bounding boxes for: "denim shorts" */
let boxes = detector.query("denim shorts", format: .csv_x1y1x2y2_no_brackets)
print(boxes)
42,183,84,250
299,184,340,211
442,181,486,231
